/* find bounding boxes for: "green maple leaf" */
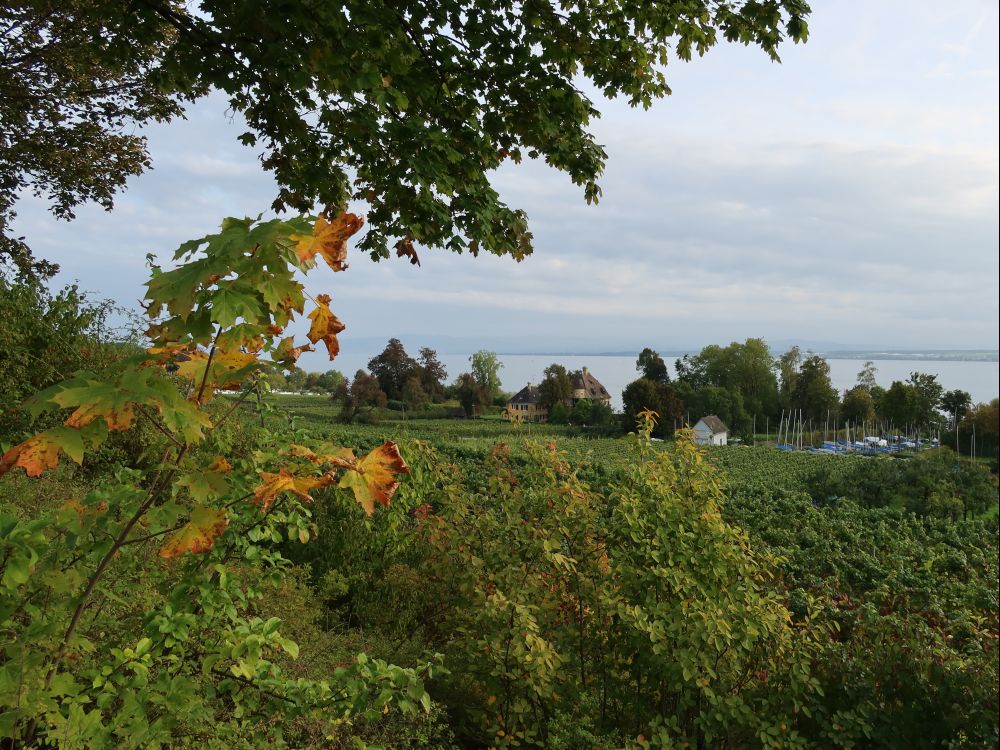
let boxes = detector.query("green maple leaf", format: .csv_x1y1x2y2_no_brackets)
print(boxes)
145,259,218,320
48,369,159,431
50,426,86,463
177,468,230,503
210,286,264,328
180,307,217,343
216,322,266,352
257,273,304,315
246,218,292,250
145,308,216,346
148,381,213,443
158,394,212,443
161,399,212,444
200,220,257,264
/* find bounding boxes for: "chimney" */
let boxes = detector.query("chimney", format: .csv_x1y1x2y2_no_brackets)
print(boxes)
582,366,588,374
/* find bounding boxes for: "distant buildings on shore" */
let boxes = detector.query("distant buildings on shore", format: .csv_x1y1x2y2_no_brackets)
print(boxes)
504,367,612,423
503,367,729,442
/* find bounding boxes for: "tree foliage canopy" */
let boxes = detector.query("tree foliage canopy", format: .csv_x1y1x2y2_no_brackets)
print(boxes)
538,363,572,411
636,347,669,384
622,377,683,437
336,369,389,423
792,354,839,422
1,0,811,275
879,373,945,430
455,371,487,417
941,389,972,427
674,338,778,431
0,0,185,276
469,350,503,401
840,385,876,425
417,347,448,401
368,338,419,400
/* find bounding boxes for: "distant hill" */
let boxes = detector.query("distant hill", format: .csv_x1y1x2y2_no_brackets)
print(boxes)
815,350,998,363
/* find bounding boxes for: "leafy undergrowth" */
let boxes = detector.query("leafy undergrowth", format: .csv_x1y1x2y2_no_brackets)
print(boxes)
3,409,998,748
278,415,997,748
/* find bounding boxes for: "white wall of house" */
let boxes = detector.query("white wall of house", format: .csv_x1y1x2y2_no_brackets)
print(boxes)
693,420,728,446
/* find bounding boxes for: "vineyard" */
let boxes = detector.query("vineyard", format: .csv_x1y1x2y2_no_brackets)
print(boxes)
3,353,996,747
265,389,1000,747
266,393,1000,514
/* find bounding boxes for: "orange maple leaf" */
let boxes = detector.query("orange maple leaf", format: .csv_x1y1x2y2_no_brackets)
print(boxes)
306,294,346,361
46,380,139,432
337,440,410,515
292,213,364,272
0,435,62,477
273,336,314,365
0,428,83,478
64,400,135,431
287,444,357,469
159,506,229,559
252,469,333,512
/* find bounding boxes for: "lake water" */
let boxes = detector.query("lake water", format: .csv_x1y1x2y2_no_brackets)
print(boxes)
328,351,999,411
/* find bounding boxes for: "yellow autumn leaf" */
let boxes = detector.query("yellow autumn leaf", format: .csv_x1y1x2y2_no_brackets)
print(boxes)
287,444,356,469
252,469,333,512
273,336,314,365
174,348,259,401
159,506,229,559
291,212,364,272
337,440,410,515
306,294,346,360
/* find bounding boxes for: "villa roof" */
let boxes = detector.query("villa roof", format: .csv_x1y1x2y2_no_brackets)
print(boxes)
571,367,610,401
696,415,728,434
509,384,542,405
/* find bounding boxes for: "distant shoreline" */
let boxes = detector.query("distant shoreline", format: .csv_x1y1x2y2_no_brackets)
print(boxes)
491,350,1000,363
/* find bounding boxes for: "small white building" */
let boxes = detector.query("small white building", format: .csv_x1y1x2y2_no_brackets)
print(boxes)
693,415,728,446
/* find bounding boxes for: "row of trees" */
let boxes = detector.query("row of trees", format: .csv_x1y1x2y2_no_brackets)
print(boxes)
334,343,507,422
365,338,450,404
265,367,345,393
306,336,992,443
620,340,996,444
941,398,999,459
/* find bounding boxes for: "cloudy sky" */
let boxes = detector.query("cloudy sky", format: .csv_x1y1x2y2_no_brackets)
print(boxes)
11,1,999,365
